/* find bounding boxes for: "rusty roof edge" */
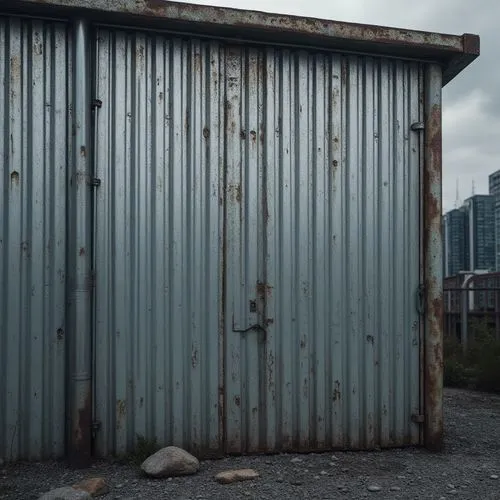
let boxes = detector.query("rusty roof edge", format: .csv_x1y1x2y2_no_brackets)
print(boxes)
442,33,480,86
5,0,480,83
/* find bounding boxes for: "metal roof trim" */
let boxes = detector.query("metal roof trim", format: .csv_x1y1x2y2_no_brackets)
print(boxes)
5,0,479,84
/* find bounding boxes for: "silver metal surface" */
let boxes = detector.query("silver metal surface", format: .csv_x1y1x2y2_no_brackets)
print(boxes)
92,29,223,457
0,16,72,461
92,26,422,455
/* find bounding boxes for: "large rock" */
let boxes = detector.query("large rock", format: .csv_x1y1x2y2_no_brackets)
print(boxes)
38,487,91,500
215,469,260,484
141,446,200,478
72,478,109,497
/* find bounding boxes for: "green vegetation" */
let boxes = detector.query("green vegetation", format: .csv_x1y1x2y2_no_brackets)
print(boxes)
115,434,161,465
444,318,500,392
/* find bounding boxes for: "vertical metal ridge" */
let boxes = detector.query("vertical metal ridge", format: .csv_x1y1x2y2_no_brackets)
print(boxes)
0,17,70,461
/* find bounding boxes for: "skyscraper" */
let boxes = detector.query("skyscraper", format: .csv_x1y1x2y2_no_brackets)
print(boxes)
488,170,500,271
463,194,495,272
443,207,468,277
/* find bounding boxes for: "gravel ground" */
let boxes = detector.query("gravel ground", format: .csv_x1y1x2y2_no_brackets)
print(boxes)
1,388,500,499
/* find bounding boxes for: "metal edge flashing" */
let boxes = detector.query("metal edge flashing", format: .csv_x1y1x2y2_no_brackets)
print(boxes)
423,63,444,451
3,0,479,84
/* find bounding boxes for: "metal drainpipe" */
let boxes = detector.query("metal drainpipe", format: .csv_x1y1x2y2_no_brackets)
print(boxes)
69,18,92,468
423,63,444,452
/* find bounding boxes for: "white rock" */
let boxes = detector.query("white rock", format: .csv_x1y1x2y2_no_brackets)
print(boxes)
314,475,320,480
447,484,455,489
320,470,328,476
367,485,382,492
38,487,91,500
491,474,499,480
329,462,336,466
450,490,458,495
215,469,259,484
291,457,302,463
389,486,401,492
141,446,200,478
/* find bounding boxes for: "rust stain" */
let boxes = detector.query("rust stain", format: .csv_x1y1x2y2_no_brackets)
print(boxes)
234,395,240,407
366,335,374,344
191,344,199,368
10,56,20,83
79,247,85,256
240,129,246,140
256,281,273,297
10,171,19,187
70,388,92,468
262,188,269,224
333,380,341,401
250,130,257,143
203,127,210,139
227,183,242,204
56,328,64,341
116,399,126,430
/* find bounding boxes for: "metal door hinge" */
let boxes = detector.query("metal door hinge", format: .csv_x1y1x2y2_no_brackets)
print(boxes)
91,99,102,110
411,414,425,424
90,177,101,187
416,284,425,316
91,420,101,438
411,121,424,131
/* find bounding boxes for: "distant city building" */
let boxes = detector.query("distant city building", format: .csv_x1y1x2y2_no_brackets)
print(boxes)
443,207,469,277
464,194,495,272
488,170,500,271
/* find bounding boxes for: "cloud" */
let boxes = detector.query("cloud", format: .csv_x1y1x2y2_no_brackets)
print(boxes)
177,0,493,212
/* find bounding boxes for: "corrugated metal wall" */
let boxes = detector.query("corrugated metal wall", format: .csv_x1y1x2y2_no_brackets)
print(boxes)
92,30,223,456
93,27,422,455
0,17,71,460
224,48,423,453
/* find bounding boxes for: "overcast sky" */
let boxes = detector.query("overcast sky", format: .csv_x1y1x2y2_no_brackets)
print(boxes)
179,0,494,213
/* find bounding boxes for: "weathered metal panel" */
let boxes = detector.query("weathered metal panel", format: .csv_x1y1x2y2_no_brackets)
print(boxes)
92,29,223,457
0,16,72,461
224,49,423,452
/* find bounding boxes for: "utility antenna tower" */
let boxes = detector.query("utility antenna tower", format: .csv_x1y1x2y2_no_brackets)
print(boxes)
455,179,460,208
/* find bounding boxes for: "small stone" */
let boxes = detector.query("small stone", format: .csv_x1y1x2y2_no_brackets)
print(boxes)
491,475,499,480
331,455,338,460
328,462,336,466
276,477,284,483
397,475,406,480
73,478,109,497
320,470,328,475
290,480,303,486
450,490,458,495
38,487,91,500
447,484,455,489
291,457,302,463
314,475,320,480
215,469,259,484
265,460,272,465
141,446,200,478
341,468,349,473
367,485,382,492
389,487,401,492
